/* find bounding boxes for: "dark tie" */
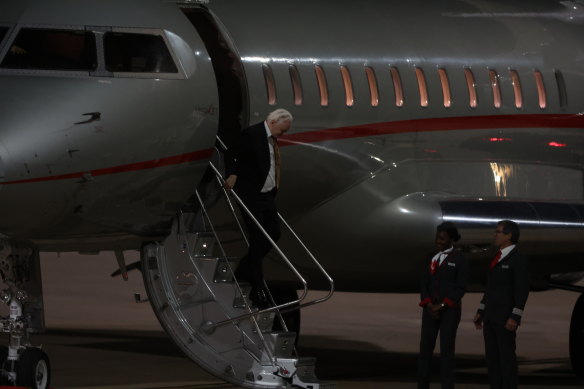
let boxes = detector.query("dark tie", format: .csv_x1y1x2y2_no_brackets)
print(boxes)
271,136,281,188
489,250,502,270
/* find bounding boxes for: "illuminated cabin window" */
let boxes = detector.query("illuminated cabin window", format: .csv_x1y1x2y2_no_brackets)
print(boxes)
464,68,477,108
1,28,97,71
389,66,404,107
289,65,303,106
340,65,354,107
365,67,379,107
489,69,502,108
509,69,522,109
437,68,451,108
262,64,277,105
533,70,546,109
555,70,568,109
0,27,8,42
315,65,329,107
415,68,428,107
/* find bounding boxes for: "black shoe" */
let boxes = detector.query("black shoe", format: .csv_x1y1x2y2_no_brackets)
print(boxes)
250,288,270,310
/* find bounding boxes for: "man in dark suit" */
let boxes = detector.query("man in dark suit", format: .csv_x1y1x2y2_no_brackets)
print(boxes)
418,222,468,389
473,220,529,389
224,109,293,308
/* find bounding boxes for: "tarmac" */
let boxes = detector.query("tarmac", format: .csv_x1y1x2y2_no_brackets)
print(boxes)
3,251,582,389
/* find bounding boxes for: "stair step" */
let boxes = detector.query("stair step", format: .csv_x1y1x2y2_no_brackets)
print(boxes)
294,356,335,389
212,257,238,283
274,357,335,389
253,311,276,333
192,232,216,258
233,284,252,308
264,331,296,358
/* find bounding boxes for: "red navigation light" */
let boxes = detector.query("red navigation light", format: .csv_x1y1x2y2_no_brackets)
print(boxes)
424,149,438,153
489,137,512,142
548,141,567,147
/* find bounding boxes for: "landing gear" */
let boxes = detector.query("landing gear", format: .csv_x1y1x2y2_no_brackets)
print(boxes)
15,348,50,389
569,293,584,378
0,240,49,389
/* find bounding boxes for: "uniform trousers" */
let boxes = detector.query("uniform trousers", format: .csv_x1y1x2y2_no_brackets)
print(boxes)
483,320,518,389
236,190,280,292
418,306,461,389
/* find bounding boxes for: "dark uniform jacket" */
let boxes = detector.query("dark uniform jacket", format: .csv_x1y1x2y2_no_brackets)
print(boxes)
420,250,468,308
225,122,272,203
477,247,529,324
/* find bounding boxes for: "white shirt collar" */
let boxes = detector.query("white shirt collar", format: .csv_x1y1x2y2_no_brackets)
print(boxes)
431,246,454,265
264,121,271,137
499,244,516,262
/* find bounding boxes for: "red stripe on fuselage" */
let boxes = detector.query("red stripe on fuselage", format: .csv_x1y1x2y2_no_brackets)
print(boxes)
1,149,214,185
278,113,584,146
2,114,583,185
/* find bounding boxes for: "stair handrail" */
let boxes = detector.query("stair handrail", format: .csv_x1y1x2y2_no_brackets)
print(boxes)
211,164,291,333
276,214,335,310
206,134,335,324
214,135,335,306
205,161,309,328
189,191,277,364
214,135,335,305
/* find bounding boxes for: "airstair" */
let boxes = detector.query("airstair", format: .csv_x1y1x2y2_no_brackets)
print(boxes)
140,144,335,389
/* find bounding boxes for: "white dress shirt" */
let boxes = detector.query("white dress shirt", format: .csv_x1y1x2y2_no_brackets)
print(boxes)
496,244,516,264
431,246,454,266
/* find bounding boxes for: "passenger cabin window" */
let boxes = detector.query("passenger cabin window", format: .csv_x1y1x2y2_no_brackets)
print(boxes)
289,65,303,106
509,69,522,109
437,68,451,108
1,28,97,71
340,66,354,107
262,64,277,105
315,65,329,107
533,70,547,109
104,32,177,73
555,70,568,109
365,67,379,107
0,27,8,42
415,68,428,107
489,70,502,108
389,67,404,107
464,68,478,108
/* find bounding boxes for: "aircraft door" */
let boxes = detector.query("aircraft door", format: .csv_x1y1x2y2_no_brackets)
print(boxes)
181,6,248,149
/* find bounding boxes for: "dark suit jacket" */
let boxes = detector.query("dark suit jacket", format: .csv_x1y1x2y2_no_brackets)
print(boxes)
225,122,272,202
420,250,468,309
478,247,529,324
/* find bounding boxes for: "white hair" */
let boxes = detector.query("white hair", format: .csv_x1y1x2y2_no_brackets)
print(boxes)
267,108,293,123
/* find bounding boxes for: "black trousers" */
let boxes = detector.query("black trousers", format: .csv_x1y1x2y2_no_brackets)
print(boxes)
236,190,280,292
483,320,518,389
418,306,461,389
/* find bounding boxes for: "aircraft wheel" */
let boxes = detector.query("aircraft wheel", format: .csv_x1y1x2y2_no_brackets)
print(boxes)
0,346,8,384
16,348,50,389
569,293,584,378
270,286,301,336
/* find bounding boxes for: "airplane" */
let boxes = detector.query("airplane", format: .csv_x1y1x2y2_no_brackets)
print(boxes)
1,0,584,388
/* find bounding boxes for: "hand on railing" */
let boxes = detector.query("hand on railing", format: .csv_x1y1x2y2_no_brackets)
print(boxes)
223,174,237,190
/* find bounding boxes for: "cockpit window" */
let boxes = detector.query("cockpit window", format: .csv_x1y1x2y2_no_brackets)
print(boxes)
1,28,97,71
104,32,178,73
0,27,8,42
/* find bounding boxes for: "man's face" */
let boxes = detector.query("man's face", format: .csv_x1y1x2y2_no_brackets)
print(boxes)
493,225,512,249
269,119,291,138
